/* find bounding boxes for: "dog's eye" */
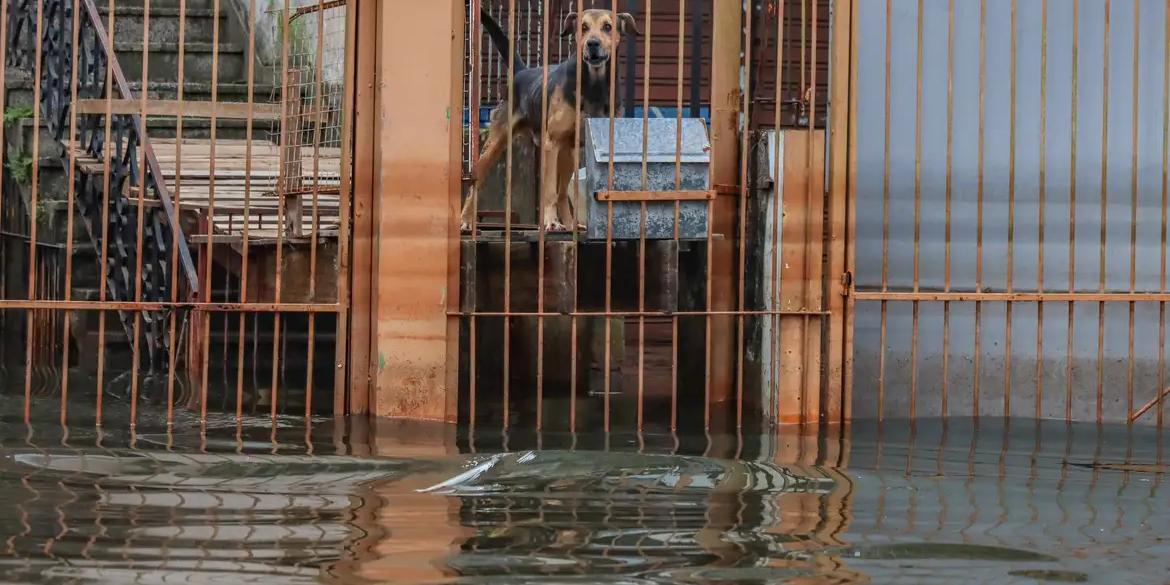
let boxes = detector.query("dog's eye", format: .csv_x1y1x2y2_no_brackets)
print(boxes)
602,22,613,32
582,23,590,32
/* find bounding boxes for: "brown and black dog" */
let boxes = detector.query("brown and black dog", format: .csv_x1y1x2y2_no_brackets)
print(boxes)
461,8,638,232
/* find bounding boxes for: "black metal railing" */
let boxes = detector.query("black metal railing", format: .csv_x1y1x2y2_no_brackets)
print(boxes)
5,0,198,374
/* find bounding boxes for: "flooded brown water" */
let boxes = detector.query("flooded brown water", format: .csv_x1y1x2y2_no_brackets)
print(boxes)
1,390,1169,584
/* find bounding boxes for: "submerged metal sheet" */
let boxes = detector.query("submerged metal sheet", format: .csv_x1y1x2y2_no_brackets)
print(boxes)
583,118,711,240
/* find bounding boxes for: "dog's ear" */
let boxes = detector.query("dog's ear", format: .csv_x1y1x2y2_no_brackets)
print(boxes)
617,13,640,35
560,12,578,38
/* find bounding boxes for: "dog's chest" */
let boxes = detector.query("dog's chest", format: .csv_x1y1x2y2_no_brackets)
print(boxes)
544,90,580,143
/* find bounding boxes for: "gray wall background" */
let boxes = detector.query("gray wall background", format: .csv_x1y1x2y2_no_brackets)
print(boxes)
851,0,1170,423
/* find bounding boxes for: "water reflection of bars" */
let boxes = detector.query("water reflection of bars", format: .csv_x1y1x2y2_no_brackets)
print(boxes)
1,419,1168,583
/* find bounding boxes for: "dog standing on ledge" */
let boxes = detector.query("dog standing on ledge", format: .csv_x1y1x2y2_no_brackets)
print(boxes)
461,8,639,232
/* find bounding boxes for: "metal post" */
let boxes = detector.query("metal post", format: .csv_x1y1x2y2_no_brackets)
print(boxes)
347,0,378,415
827,0,855,426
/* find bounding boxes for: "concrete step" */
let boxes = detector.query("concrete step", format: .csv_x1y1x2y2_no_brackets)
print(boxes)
5,77,280,107
9,116,278,163
99,4,226,45
112,0,219,10
129,81,281,103
114,40,246,84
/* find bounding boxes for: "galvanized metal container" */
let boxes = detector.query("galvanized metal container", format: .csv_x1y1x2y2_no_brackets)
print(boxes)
582,118,711,240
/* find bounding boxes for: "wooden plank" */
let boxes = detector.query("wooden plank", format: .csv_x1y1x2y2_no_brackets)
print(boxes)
596,190,715,202
190,232,340,246
73,99,282,120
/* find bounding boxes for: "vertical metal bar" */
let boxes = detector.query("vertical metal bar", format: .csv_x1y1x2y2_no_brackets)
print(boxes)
943,0,955,417
1036,0,1048,421
1160,0,1170,429
736,0,750,429
975,0,987,417
844,0,859,421
1067,0,1079,422
879,0,892,419
0,0,7,315
1097,0,1111,424
1126,0,1140,422
531,0,547,430
236,0,257,420
827,0,854,426
334,0,356,418
569,0,585,435
605,0,619,434
801,0,808,100
627,1,638,118
639,0,653,432
470,0,482,241
536,0,550,432
168,0,189,426
200,0,223,423
468,0,482,428
222,267,231,386
673,0,686,433
60,0,83,425
1005,0,1018,418
272,0,293,422
95,0,118,426
305,0,329,421
252,311,260,411
704,0,714,432
803,0,820,423
689,0,701,117
502,0,517,430
879,0,889,294
911,0,924,421
23,0,45,422
770,0,785,426
127,0,155,428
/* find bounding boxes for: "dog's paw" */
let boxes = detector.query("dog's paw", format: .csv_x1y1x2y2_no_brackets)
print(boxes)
460,221,472,233
544,220,567,232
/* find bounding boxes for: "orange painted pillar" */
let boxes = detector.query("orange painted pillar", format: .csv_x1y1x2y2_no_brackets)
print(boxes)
369,0,464,420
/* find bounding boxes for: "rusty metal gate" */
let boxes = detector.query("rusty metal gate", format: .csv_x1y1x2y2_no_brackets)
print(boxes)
453,0,844,436
0,0,353,426
845,0,1170,426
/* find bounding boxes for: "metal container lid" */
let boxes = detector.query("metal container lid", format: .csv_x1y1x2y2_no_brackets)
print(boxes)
587,118,710,165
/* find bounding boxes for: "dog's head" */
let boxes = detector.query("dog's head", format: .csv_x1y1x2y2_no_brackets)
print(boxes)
561,9,639,69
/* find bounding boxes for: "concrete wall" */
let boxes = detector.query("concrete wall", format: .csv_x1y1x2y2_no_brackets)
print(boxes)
229,0,346,84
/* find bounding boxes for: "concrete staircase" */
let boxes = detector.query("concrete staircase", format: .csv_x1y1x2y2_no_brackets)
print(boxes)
1,0,278,371
4,0,278,237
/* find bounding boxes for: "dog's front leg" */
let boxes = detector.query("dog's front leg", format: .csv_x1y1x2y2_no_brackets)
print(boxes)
540,139,566,231
556,146,581,231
